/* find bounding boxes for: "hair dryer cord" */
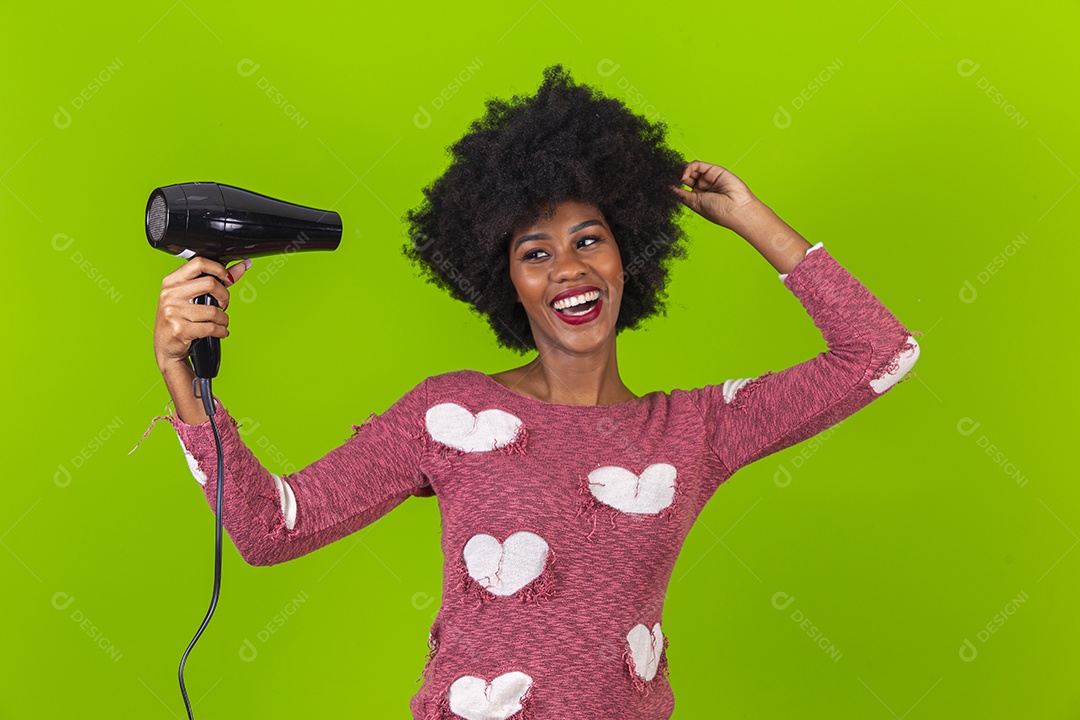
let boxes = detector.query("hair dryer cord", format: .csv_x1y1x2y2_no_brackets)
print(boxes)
178,376,224,720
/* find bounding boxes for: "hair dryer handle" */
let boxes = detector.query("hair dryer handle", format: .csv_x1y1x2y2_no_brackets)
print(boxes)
191,273,221,379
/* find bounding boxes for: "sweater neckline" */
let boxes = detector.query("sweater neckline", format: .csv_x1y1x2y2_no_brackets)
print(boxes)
466,369,656,411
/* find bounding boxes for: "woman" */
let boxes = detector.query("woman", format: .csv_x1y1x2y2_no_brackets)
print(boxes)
153,66,920,719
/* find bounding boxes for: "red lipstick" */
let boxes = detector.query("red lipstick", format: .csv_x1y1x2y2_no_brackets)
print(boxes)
553,296,602,325
549,285,603,326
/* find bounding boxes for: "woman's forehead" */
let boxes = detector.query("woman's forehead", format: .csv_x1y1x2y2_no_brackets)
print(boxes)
514,199,606,235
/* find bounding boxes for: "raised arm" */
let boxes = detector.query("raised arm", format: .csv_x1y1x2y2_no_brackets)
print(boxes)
167,379,433,566
674,161,921,474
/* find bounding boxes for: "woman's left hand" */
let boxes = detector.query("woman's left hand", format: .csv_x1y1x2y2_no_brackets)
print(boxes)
672,160,760,230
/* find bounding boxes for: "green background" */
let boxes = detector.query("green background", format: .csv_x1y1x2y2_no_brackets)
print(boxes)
3,1,1075,717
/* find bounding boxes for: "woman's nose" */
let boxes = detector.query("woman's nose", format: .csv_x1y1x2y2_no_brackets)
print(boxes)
550,249,588,281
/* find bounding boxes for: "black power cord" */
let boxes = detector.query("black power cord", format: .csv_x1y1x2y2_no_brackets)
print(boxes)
178,376,224,720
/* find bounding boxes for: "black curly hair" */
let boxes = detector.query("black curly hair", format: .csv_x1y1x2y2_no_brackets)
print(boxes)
403,64,689,354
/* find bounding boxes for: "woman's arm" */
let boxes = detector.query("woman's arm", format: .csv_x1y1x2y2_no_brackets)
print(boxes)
726,199,813,276
675,160,920,475
674,159,811,275
168,378,433,567
150,256,431,566
696,243,920,474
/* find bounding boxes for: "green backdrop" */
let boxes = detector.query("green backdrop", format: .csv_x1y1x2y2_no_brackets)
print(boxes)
3,1,1076,717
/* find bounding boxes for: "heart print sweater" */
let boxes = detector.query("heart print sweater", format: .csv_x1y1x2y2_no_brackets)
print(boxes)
161,242,921,719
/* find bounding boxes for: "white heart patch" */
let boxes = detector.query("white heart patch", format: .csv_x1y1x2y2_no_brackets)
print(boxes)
463,531,548,597
447,671,533,720
426,403,523,453
721,377,754,404
869,335,920,394
588,463,677,515
626,623,664,681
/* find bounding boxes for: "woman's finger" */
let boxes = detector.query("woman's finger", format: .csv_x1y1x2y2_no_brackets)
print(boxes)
160,273,230,310
224,258,253,286
162,255,230,288
670,185,696,208
162,302,230,327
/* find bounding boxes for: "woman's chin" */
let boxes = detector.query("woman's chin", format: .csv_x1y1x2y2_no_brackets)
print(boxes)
540,319,616,353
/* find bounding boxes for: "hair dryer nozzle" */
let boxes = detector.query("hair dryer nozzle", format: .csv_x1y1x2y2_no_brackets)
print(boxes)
145,182,342,262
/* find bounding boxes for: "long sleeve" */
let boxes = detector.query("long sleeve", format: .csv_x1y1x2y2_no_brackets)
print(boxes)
693,242,920,475
167,377,433,566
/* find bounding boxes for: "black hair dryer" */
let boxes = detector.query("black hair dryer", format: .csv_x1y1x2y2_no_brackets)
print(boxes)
145,182,342,379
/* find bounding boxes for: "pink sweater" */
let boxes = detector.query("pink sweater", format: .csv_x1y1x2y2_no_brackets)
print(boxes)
165,243,920,719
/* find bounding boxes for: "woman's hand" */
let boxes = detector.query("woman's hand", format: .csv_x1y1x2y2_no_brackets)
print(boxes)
154,256,252,374
672,160,761,231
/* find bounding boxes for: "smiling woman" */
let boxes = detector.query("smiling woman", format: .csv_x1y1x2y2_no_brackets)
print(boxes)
154,63,921,719
403,65,689,357
508,199,627,364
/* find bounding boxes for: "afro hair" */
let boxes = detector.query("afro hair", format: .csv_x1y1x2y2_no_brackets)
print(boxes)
403,64,689,354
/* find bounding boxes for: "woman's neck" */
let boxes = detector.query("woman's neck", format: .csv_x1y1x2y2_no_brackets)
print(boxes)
491,343,636,406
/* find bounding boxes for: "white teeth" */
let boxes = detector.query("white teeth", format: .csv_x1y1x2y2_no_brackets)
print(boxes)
552,290,600,310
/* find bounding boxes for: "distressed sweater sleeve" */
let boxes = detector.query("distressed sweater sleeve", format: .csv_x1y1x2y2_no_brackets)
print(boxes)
693,242,920,475
166,377,432,566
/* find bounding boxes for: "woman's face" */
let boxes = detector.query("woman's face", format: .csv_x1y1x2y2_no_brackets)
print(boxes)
508,199,624,355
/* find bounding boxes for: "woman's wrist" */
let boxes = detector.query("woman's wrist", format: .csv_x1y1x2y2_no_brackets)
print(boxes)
158,355,192,377
728,200,812,276
724,198,774,237
159,358,214,425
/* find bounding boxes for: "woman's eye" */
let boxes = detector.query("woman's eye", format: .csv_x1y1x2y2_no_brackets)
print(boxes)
520,236,600,261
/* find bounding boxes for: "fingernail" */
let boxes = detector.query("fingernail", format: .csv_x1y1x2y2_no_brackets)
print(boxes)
243,257,253,269
226,270,234,283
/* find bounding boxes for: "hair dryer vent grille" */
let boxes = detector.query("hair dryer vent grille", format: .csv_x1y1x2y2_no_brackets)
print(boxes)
147,194,167,243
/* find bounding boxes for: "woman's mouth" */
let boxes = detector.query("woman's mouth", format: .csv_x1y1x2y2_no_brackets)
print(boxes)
550,288,602,325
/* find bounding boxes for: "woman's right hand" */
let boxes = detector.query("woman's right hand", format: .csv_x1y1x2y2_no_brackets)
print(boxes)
154,256,252,374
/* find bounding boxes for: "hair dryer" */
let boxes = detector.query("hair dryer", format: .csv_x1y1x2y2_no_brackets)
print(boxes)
145,182,342,378
144,182,341,720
